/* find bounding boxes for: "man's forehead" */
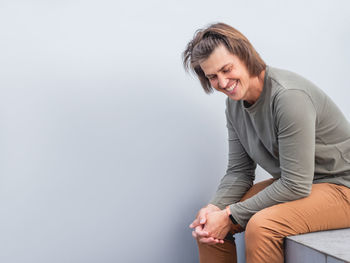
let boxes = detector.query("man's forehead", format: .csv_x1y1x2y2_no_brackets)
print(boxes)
200,46,233,75
201,61,231,76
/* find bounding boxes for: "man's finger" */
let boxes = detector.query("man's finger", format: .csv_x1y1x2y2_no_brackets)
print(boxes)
199,237,220,245
215,238,224,244
189,218,200,228
194,226,209,237
199,237,225,245
199,216,206,224
192,231,198,239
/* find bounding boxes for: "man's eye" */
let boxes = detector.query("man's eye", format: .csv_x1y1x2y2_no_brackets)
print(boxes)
208,76,217,80
223,68,231,73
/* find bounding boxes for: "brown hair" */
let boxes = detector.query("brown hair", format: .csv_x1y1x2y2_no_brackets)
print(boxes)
182,23,266,93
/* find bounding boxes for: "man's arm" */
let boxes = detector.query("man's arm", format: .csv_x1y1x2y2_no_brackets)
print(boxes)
228,90,317,227
210,108,256,209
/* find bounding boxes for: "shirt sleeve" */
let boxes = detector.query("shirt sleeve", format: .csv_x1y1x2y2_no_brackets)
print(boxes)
229,89,317,227
209,107,257,209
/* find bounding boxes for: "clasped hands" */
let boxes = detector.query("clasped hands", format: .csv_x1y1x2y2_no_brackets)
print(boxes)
189,204,234,245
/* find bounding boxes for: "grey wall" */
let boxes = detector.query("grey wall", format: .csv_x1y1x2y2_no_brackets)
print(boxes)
0,0,349,262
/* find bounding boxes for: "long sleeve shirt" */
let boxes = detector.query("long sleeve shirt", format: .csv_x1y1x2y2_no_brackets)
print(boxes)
210,66,350,227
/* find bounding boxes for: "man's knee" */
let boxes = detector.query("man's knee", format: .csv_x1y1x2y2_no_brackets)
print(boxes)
245,210,286,263
245,211,275,246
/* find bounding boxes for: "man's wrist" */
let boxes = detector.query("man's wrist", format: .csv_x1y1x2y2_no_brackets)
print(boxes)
225,206,238,225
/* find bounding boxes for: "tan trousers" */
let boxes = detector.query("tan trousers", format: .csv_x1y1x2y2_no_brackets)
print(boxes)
197,179,350,263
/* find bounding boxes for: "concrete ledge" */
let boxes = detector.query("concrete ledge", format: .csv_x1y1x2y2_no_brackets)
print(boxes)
285,228,350,263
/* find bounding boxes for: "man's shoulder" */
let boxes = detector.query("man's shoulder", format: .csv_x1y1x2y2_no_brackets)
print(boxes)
267,66,319,95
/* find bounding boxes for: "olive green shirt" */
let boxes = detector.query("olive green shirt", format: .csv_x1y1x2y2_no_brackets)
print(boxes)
210,66,350,227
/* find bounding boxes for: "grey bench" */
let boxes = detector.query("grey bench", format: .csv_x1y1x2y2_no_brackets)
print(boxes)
285,228,350,263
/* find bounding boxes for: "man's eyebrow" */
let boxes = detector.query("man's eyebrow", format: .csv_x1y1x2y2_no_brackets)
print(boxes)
205,63,231,78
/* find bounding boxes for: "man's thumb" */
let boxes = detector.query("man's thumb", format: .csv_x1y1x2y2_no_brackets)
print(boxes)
189,218,199,228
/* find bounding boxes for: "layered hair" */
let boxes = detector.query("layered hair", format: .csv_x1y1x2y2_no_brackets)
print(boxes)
182,23,266,93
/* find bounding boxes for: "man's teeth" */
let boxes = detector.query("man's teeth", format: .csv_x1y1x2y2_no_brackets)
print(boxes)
226,81,237,92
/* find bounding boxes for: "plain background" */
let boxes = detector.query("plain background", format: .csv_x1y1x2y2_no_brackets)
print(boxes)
0,0,349,262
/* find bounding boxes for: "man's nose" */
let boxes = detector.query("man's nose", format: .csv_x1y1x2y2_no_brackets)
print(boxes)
218,76,228,89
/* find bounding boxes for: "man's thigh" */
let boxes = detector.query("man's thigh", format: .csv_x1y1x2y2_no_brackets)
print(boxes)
247,183,350,236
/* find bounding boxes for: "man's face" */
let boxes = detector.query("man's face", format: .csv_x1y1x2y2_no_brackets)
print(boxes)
200,45,252,102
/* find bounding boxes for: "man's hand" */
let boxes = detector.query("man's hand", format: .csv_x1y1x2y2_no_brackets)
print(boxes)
203,210,232,240
189,204,220,228
189,204,224,244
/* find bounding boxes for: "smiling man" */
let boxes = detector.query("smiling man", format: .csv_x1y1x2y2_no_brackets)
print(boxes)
200,44,264,105
183,23,350,263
